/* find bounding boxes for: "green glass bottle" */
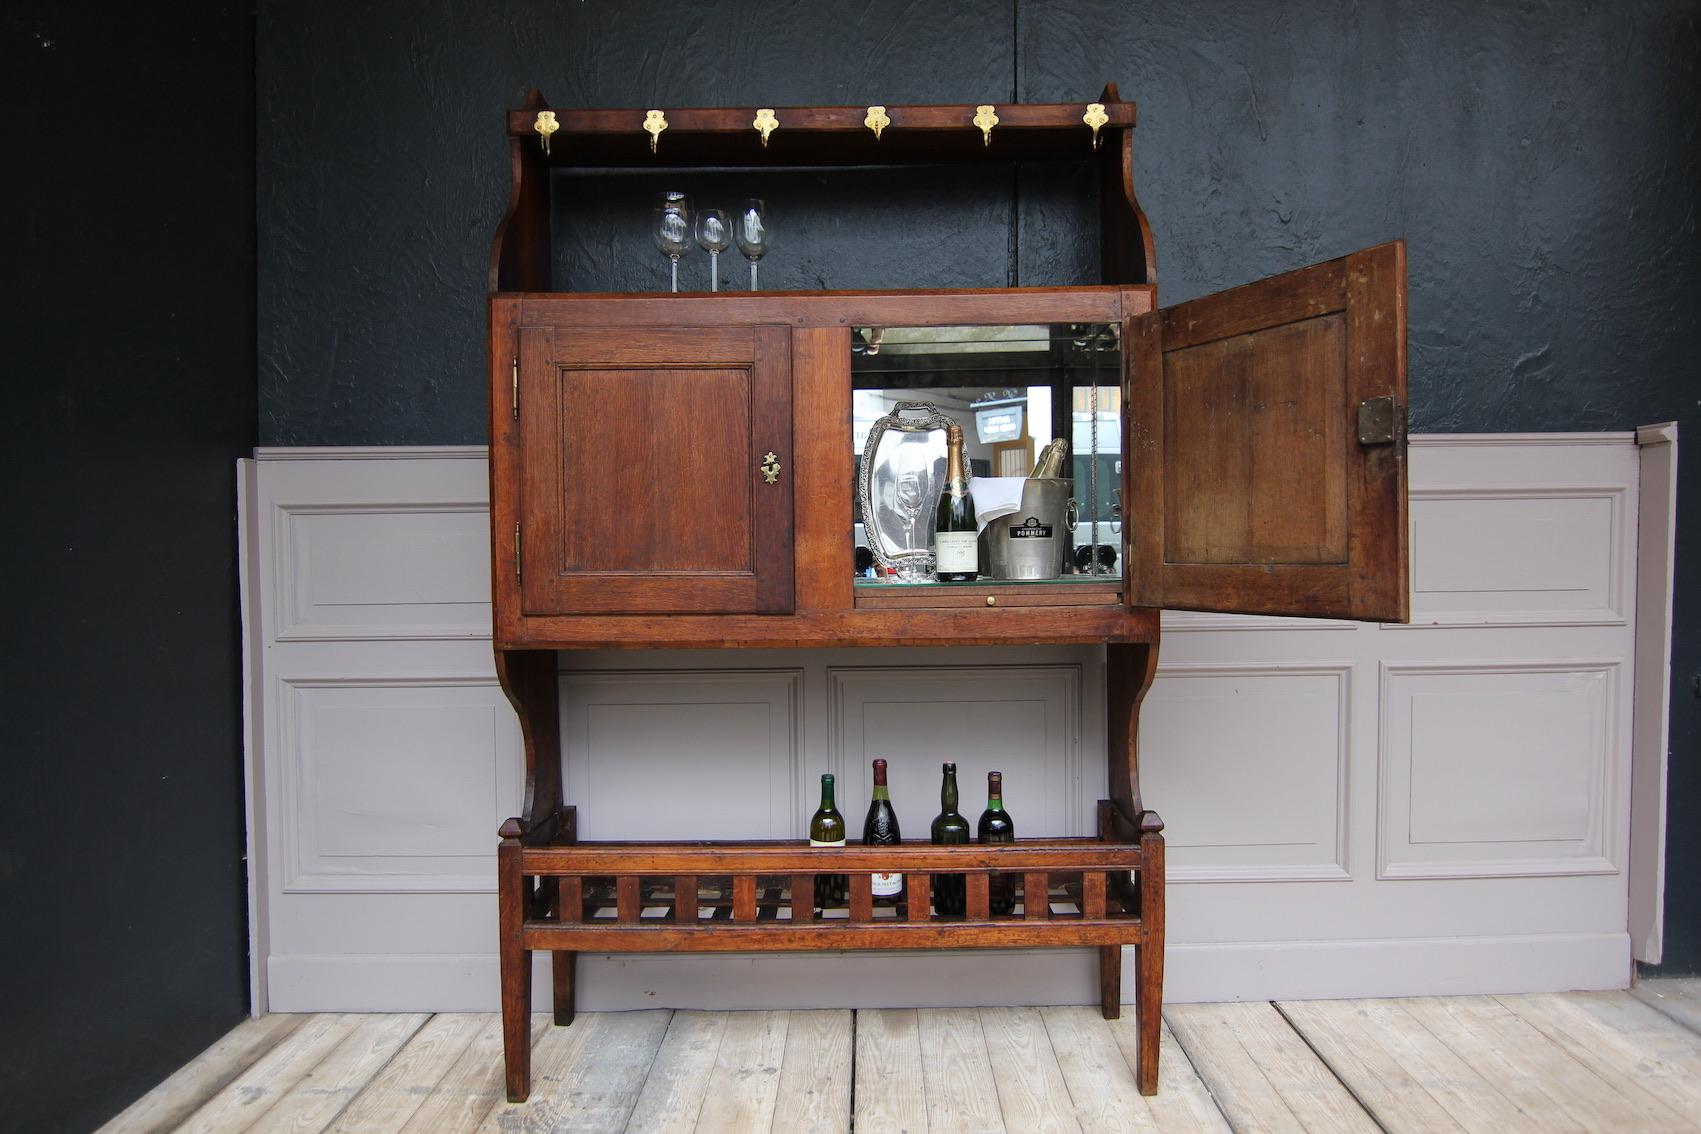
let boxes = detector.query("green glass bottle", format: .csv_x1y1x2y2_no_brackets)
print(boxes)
977,770,1016,915
863,758,904,908
930,762,970,915
809,773,847,908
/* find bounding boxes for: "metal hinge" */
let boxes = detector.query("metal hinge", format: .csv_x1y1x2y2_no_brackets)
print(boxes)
511,358,519,419
513,523,521,578
1356,396,1399,446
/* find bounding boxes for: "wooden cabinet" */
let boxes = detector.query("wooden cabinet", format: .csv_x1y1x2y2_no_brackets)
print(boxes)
484,89,1408,1104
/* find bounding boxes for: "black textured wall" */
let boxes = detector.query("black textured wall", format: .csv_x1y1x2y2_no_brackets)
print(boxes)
1,3,256,1131
255,0,1699,963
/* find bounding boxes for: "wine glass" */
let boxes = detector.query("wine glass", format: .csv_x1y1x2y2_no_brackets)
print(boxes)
696,208,731,292
653,191,692,292
735,199,768,290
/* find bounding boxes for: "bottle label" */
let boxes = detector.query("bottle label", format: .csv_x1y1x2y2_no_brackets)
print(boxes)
934,531,978,572
809,837,846,847
871,871,902,896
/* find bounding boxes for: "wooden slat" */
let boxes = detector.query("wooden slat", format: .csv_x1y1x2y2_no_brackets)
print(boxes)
790,873,813,922
692,1011,789,1132
558,875,583,922
415,1013,551,1133
853,1009,929,1134
1082,872,1107,920
243,1014,427,1133
325,1014,490,1134
1276,1000,1470,1133
523,839,1144,875
1024,872,1050,919
1104,1014,1236,1132
771,1011,853,1134
1167,1001,1378,1133
1495,992,1701,1127
1401,996,1688,1132
732,875,758,921
524,920,1142,951
918,1008,1008,1134
674,874,696,924
622,1011,726,1134
966,873,991,921
981,1006,1081,1133
95,1013,309,1134
848,874,874,922
174,1013,372,1134
485,1010,672,1134
617,876,641,922
906,873,932,921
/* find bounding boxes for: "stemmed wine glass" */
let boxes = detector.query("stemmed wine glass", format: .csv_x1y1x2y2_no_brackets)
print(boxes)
735,199,768,290
654,191,692,292
696,208,731,291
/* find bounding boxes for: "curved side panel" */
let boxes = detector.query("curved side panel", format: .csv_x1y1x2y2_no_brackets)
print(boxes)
1106,638,1162,825
494,647,562,833
1097,83,1157,286
488,90,553,294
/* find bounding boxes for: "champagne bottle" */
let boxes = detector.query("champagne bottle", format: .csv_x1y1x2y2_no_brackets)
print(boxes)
933,423,978,582
1030,437,1068,479
863,758,904,907
930,762,970,915
809,773,846,908
977,770,1016,915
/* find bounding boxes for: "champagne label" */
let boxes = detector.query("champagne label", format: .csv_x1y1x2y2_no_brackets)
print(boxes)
809,837,846,847
871,871,902,896
934,531,978,572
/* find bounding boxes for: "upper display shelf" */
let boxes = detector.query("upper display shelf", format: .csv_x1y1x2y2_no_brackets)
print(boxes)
507,90,1136,168
490,84,1154,293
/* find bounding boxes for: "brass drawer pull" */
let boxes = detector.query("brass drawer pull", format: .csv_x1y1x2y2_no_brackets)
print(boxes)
760,452,781,484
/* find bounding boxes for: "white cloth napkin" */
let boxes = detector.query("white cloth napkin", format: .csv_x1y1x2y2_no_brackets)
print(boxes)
969,476,1028,533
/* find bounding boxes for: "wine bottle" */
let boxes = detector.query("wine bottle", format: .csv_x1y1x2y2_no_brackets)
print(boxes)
930,762,970,915
809,773,846,908
933,422,979,582
977,770,1016,915
863,758,904,907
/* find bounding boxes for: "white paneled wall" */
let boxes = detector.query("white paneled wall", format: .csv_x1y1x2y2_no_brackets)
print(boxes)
242,436,1643,1012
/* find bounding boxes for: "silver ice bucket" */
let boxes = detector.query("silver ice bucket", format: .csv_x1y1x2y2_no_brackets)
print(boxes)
979,478,1076,580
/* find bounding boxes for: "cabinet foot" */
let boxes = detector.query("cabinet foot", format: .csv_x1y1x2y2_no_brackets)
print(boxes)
1099,945,1122,1019
498,822,533,1102
552,950,576,1026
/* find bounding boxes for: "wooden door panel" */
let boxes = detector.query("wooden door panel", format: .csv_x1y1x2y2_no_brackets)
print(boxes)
1128,241,1407,621
518,324,793,615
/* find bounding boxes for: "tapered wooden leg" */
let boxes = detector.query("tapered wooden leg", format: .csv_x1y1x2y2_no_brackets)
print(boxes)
1135,816,1165,1096
551,951,576,1026
498,821,532,1102
1099,945,1122,1020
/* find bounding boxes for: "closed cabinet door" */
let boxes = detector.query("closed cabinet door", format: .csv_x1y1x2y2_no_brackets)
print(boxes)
1125,240,1408,621
517,324,794,615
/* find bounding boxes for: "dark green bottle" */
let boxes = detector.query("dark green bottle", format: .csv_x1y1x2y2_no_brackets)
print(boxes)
977,770,1016,915
930,762,970,914
809,773,847,908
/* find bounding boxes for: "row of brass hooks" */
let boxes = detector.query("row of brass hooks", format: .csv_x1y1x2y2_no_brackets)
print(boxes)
532,102,1112,157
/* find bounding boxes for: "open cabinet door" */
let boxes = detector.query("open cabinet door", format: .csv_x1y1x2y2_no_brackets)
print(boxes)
1126,241,1408,621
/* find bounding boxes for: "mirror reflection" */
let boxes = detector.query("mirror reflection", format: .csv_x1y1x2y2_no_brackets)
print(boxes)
851,323,1122,584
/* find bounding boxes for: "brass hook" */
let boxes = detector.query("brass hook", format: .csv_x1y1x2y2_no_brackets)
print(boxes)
974,104,998,147
533,110,559,157
1083,102,1109,151
865,105,890,141
643,110,668,154
753,108,778,147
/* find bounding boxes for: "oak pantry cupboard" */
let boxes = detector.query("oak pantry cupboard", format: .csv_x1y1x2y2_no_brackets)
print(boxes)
484,87,1408,1101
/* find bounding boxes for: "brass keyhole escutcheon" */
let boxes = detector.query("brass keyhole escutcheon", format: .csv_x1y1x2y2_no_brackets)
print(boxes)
760,452,781,484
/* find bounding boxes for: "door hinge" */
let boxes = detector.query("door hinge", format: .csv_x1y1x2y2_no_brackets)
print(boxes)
1356,396,1399,446
511,358,519,419
513,522,521,579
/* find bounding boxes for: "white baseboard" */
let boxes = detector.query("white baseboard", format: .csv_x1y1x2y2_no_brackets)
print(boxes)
268,932,1631,1013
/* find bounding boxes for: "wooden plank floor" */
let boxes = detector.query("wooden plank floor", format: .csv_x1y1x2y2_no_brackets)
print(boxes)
99,981,1701,1133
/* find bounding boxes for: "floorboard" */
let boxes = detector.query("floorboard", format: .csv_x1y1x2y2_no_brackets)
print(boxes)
93,988,1701,1134
1634,976,1701,1034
